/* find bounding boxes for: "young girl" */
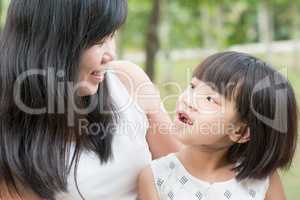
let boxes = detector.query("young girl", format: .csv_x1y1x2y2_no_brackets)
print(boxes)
0,0,179,199
139,52,298,200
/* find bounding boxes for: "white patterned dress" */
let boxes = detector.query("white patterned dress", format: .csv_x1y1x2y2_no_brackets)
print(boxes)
150,154,269,200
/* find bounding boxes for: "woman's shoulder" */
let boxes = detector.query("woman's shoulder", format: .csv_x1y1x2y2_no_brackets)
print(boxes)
106,60,152,90
106,61,160,113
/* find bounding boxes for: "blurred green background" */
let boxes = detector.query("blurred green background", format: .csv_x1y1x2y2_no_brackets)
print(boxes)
1,0,299,199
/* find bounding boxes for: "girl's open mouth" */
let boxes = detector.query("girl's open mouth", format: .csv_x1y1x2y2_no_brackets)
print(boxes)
177,112,193,126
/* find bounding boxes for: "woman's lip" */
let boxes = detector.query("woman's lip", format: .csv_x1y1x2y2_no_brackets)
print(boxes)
91,70,105,75
90,72,105,81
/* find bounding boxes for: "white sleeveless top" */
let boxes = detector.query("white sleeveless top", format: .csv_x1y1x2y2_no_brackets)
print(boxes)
151,154,269,200
56,71,152,200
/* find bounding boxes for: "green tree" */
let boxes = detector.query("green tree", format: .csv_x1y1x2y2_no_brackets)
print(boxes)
291,1,300,69
0,0,3,31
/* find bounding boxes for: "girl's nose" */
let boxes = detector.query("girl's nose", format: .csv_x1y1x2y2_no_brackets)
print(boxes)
182,95,198,112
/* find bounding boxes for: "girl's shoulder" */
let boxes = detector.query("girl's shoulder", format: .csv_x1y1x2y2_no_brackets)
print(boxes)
150,153,177,178
149,153,179,199
237,176,270,199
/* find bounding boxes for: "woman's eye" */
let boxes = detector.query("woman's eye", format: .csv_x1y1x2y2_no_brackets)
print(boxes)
95,40,105,46
110,32,116,38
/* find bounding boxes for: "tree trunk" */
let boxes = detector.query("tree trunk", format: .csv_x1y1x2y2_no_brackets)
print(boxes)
215,4,226,49
200,3,215,48
258,0,273,61
145,0,161,81
0,0,2,32
160,0,172,83
292,4,300,70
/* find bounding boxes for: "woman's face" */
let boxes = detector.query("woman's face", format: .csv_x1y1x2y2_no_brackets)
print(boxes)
78,36,116,96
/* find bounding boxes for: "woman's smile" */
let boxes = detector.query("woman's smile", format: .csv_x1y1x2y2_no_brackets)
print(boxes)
90,70,106,83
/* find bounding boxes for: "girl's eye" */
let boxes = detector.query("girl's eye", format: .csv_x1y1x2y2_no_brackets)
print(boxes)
190,83,196,89
206,96,215,103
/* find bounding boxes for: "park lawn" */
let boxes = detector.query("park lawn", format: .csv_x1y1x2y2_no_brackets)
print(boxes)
152,55,300,200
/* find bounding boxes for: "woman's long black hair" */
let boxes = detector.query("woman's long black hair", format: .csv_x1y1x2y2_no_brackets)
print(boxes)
0,0,127,199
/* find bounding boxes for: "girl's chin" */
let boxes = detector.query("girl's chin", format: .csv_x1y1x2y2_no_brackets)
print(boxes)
174,127,194,141
174,134,195,146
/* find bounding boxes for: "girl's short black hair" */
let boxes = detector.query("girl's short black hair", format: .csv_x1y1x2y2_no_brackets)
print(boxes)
193,51,298,180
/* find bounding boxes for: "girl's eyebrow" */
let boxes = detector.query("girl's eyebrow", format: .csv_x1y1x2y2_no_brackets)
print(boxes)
191,78,199,85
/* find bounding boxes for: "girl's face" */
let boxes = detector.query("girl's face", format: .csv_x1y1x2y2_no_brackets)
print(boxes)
175,78,243,150
78,36,116,96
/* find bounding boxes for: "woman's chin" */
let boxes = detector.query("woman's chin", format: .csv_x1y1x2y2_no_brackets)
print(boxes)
78,85,99,96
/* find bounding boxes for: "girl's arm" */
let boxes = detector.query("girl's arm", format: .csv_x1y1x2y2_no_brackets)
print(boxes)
265,171,286,200
138,166,160,200
107,61,182,158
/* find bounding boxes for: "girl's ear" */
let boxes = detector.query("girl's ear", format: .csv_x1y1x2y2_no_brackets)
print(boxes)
229,126,250,144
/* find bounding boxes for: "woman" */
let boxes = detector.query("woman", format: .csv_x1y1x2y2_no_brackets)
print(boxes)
0,0,180,199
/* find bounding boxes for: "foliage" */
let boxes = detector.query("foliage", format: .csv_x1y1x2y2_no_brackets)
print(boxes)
122,0,298,50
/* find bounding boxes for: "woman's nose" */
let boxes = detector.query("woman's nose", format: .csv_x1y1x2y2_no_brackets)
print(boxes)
101,39,116,64
102,52,115,64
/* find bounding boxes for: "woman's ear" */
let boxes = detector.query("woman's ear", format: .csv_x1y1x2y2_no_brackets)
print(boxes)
229,126,250,144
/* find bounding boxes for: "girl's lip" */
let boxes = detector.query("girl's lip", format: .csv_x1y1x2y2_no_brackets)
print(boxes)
176,111,194,126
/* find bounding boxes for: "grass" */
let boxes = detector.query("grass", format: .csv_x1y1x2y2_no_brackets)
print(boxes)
150,53,300,199
279,69,300,199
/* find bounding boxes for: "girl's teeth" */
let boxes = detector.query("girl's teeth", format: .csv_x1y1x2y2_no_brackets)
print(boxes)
178,113,193,125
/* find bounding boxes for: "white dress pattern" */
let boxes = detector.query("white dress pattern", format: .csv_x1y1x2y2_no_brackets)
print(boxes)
151,154,269,200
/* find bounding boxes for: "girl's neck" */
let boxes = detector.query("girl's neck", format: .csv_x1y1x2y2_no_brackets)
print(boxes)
176,145,234,181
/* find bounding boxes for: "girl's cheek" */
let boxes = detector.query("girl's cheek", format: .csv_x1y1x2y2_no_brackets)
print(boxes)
194,114,227,135
197,104,219,115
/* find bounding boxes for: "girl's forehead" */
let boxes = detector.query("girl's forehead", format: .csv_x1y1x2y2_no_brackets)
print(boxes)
191,77,215,92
